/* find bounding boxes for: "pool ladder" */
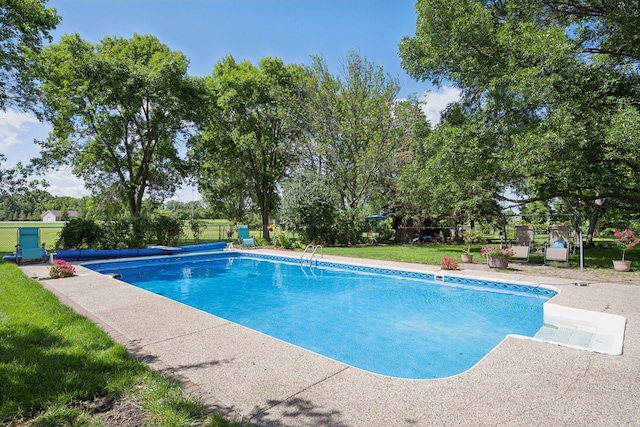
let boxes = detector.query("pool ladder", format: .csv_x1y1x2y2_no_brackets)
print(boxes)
300,244,323,266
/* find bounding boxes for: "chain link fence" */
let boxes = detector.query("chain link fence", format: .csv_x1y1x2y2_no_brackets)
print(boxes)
0,222,267,254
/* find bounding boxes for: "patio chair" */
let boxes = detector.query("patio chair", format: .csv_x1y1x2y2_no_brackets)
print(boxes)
15,227,48,264
548,225,571,252
544,240,569,264
510,245,530,263
514,226,535,248
237,225,255,247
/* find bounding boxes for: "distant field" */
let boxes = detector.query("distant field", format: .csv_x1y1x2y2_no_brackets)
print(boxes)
0,220,257,253
0,222,64,253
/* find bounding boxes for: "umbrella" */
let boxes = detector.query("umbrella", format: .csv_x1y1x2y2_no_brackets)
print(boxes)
365,213,388,221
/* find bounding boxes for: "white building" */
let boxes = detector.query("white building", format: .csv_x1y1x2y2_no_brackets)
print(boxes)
42,210,79,222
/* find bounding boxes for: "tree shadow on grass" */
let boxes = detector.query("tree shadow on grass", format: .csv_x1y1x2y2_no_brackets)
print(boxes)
0,321,145,421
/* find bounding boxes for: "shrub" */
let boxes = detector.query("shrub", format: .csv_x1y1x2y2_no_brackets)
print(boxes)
253,236,269,246
376,220,396,242
189,220,207,244
100,219,134,249
333,208,367,245
280,173,340,245
272,226,292,249
148,216,183,246
56,219,102,249
49,260,76,278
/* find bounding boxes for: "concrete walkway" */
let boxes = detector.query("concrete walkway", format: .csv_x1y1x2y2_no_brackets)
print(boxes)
20,251,640,426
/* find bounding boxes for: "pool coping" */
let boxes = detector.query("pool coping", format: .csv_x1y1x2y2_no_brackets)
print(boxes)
20,249,640,426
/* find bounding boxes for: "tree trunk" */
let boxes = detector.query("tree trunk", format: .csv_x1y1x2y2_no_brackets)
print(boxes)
261,204,271,242
586,201,604,248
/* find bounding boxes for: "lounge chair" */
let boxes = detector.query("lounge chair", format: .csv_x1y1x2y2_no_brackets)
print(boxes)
514,225,535,248
510,245,530,263
15,227,48,264
510,226,535,262
237,225,255,247
544,240,569,264
548,225,572,253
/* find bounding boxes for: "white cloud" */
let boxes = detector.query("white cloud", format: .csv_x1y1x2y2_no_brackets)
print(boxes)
43,169,90,198
418,86,462,127
0,110,41,151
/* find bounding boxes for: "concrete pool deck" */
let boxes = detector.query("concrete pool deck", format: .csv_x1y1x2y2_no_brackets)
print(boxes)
20,250,640,426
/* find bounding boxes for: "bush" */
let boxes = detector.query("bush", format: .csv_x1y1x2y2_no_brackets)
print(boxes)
272,226,292,249
253,236,269,246
56,219,102,249
280,173,339,245
189,220,207,244
333,208,366,245
100,219,134,249
148,216,184,246
376,220,395,241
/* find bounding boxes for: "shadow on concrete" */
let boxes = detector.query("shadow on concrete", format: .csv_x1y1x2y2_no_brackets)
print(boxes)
249,397,347,427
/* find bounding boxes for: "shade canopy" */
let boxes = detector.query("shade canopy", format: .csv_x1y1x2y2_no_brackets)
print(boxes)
365,213,388,221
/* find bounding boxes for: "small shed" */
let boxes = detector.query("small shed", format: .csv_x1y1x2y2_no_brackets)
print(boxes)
42,210,79,222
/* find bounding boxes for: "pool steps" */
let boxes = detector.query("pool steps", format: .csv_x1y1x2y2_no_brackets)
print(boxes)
534,303,626,355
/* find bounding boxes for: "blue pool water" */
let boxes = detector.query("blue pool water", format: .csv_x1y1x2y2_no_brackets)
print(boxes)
86,253,556,379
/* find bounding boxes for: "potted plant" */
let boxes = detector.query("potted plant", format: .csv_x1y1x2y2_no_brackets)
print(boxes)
440,257,459,270
612,229,636,272
225,227,235,239
461,229,482,263
49,259,76,279
480,245,515,269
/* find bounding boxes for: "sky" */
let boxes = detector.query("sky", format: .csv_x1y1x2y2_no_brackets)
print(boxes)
0,0,460,201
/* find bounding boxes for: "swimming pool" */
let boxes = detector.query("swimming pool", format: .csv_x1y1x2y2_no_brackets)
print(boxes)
85,252,557,379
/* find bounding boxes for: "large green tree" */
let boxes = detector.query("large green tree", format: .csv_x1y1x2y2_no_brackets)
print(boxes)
193,56,306,241
0,0,59,194
302,53,422,243
0,0,59,109
399,0,640,243
33,33,204,217
397,104,504,228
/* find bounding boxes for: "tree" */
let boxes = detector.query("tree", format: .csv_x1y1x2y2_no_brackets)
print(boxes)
302,53,418,243
33,33,204,217
399,0,640,243
0,0,59,110
0,0,59,193
397,103,504,228
194,56,306,241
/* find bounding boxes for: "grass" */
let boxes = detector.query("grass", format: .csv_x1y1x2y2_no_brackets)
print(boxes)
0,261,249,426
0,222,64,253
322,242,638,271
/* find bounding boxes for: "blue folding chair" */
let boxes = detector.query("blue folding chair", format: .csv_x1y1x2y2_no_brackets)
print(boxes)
237,225,255,247
16,227,48,264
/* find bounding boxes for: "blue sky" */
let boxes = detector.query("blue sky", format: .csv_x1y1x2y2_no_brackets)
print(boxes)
0,0,459,199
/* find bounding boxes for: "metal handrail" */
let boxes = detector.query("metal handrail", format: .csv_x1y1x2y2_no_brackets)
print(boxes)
300,244,323,266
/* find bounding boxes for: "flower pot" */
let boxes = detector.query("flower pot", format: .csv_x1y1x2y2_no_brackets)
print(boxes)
612,260,632,272
487,255,509,269
461,253,474,263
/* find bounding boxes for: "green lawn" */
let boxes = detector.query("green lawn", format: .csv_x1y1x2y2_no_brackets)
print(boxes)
0,222,64,253
0,262,248,426
322,242,637,270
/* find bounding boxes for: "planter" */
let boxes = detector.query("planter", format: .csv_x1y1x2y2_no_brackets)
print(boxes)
612,260,632,272
487,255,509,269
461,253,474,263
